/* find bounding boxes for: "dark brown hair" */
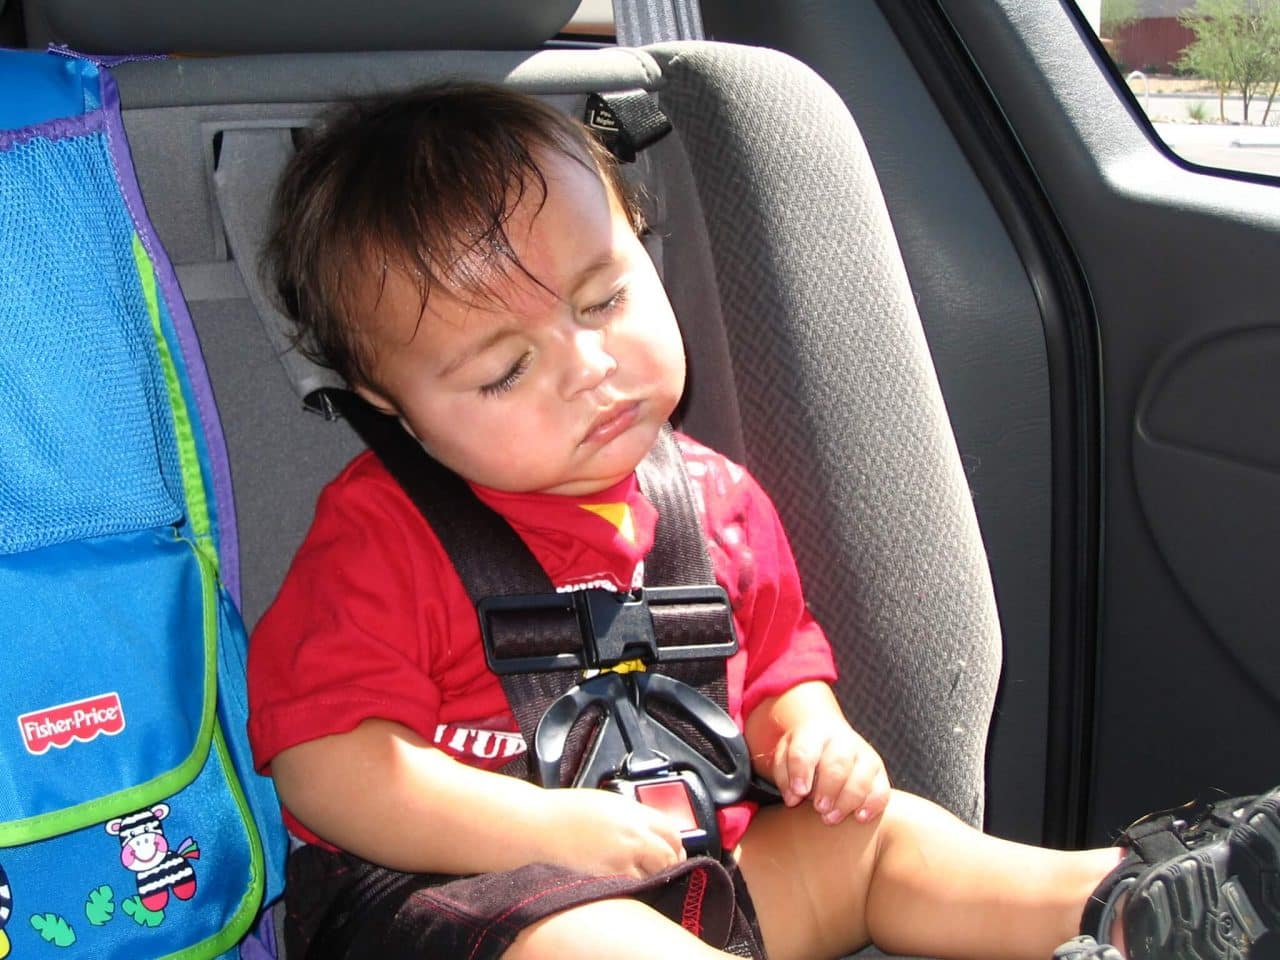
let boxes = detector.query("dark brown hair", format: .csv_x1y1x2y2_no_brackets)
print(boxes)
266,82,646,389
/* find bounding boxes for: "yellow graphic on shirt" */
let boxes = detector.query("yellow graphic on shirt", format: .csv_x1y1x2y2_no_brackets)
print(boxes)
580,502,636,544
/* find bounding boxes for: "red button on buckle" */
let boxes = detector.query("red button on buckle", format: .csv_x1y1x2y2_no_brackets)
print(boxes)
634,780,698,832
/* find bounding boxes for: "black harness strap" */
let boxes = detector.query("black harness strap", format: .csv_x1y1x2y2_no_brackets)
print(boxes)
636,424,731,702
324,390,736,782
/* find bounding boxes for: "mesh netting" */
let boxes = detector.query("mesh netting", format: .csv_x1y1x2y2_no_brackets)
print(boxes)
0,128,182,554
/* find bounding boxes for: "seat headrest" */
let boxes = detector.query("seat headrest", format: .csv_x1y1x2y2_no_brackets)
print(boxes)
24,0,583,54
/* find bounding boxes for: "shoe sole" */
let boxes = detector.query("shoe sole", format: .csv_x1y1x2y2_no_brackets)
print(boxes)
1126,795,1280,960
1229,796,1280,959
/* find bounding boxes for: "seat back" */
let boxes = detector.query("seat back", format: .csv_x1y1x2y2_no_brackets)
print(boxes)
651,42,1002,821
32,2,1002,824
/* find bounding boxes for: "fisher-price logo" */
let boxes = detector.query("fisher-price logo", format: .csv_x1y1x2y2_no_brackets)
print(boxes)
19,692,126,755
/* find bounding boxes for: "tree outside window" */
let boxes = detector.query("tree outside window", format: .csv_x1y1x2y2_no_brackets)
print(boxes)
1177,0,1280,124
1081,0,1280,176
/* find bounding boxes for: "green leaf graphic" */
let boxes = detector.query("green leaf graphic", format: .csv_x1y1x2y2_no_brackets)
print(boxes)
30,913,76,947
122,896,165,928
85,885,116,926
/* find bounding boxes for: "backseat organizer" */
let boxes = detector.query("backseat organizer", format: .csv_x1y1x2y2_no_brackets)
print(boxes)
0,48,285,959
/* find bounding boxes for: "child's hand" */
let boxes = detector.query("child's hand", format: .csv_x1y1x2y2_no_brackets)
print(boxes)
771,717,890,826
535,787,688,879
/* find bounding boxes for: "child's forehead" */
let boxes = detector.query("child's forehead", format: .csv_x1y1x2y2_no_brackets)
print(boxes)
437,152,621,298
350,145,633,366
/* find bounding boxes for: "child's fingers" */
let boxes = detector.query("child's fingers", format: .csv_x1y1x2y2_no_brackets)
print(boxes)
842,751,889,824
852,767,892,823
771,736,798,805
773,730,823,806
809,738,858,820
636,822,686,876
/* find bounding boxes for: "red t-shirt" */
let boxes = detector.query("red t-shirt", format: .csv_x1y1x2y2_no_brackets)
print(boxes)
247,433,836,852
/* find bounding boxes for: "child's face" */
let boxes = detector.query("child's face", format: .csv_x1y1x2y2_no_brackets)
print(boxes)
357,149,687,496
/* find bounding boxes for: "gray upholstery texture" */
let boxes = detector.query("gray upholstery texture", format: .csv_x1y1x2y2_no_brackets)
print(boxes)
649,42,1002,824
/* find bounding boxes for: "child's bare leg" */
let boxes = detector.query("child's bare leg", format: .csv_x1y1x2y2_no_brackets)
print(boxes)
504,897,739,960
736,788,1124,960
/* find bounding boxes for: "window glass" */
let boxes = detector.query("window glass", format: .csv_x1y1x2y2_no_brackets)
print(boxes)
1078,0,1280,176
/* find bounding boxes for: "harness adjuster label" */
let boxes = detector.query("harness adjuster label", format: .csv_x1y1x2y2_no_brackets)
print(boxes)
19,692,126,755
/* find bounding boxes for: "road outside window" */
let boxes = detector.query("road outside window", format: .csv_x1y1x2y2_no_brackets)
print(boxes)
1078,0,1280,177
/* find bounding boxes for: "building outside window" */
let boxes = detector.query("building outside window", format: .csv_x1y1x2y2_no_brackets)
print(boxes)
1079,0,1280,176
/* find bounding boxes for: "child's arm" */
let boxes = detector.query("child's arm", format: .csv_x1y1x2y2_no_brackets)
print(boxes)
270,717,686,879
744,680,891,825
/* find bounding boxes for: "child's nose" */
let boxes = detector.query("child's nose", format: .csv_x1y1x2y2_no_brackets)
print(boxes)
560,326,618,396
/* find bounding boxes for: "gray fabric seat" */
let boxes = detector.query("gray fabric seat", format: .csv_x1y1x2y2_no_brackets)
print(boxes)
36,1,1003,948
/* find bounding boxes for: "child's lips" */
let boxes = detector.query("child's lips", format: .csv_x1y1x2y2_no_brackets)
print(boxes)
584,401,641,445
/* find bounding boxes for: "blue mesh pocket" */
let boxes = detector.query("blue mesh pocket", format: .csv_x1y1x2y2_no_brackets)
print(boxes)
0,125,183,554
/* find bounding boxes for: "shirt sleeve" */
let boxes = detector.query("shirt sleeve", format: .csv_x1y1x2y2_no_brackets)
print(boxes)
246,458,452,772
679,436,839,724
734,471,838,722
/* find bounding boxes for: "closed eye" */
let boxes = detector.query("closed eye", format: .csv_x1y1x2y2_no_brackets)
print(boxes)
479,351,532,397
585,286,629,316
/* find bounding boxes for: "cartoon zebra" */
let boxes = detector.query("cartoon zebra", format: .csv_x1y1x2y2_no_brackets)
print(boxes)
0,862,11,959
105,804,199,912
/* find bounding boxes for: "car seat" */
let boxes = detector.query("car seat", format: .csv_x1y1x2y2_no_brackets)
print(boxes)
18,0,1004,945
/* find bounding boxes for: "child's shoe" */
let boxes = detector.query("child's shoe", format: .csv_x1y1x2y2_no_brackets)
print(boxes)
1055,935,1124,960
1083,789,1280,959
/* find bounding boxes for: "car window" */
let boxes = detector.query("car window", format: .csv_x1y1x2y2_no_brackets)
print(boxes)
1076,0,1280,177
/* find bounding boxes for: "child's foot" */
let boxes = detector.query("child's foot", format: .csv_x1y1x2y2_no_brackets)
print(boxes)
1086,789,1280,960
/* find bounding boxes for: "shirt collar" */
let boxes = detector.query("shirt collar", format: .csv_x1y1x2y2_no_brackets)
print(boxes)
469,474,657,593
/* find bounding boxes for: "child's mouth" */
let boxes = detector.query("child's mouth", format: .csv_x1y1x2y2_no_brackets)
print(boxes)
584,401,641,445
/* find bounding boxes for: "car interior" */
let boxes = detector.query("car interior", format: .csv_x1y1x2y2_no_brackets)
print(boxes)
3,0,1278,954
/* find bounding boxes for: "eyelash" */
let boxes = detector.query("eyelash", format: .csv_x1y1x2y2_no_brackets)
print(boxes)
479,351,532,397
476,288,627,397
586,286,628,316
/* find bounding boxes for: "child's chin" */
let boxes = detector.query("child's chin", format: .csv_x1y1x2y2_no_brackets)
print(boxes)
556,440,655,495
601,421,661,468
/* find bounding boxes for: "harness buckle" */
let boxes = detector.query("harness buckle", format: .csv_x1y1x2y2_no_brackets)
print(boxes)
533,670,751,862
479,584,749,857
604,770,722,858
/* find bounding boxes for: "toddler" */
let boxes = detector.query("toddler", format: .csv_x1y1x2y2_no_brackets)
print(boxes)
246,82,1280,960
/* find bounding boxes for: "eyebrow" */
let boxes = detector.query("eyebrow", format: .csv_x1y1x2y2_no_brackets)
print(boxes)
566,253,619,300
437,323,522,380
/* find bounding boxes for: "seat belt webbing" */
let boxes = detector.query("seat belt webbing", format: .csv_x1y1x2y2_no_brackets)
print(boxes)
612,0,704,45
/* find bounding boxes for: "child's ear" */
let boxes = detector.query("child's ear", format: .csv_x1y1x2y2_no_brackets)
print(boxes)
354,384,397,417
354,384,424,444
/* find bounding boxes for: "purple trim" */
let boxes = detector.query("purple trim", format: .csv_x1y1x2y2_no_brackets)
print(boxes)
238,910,278,960
0,109,101,151
47,43,168,68
97,68,244,606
